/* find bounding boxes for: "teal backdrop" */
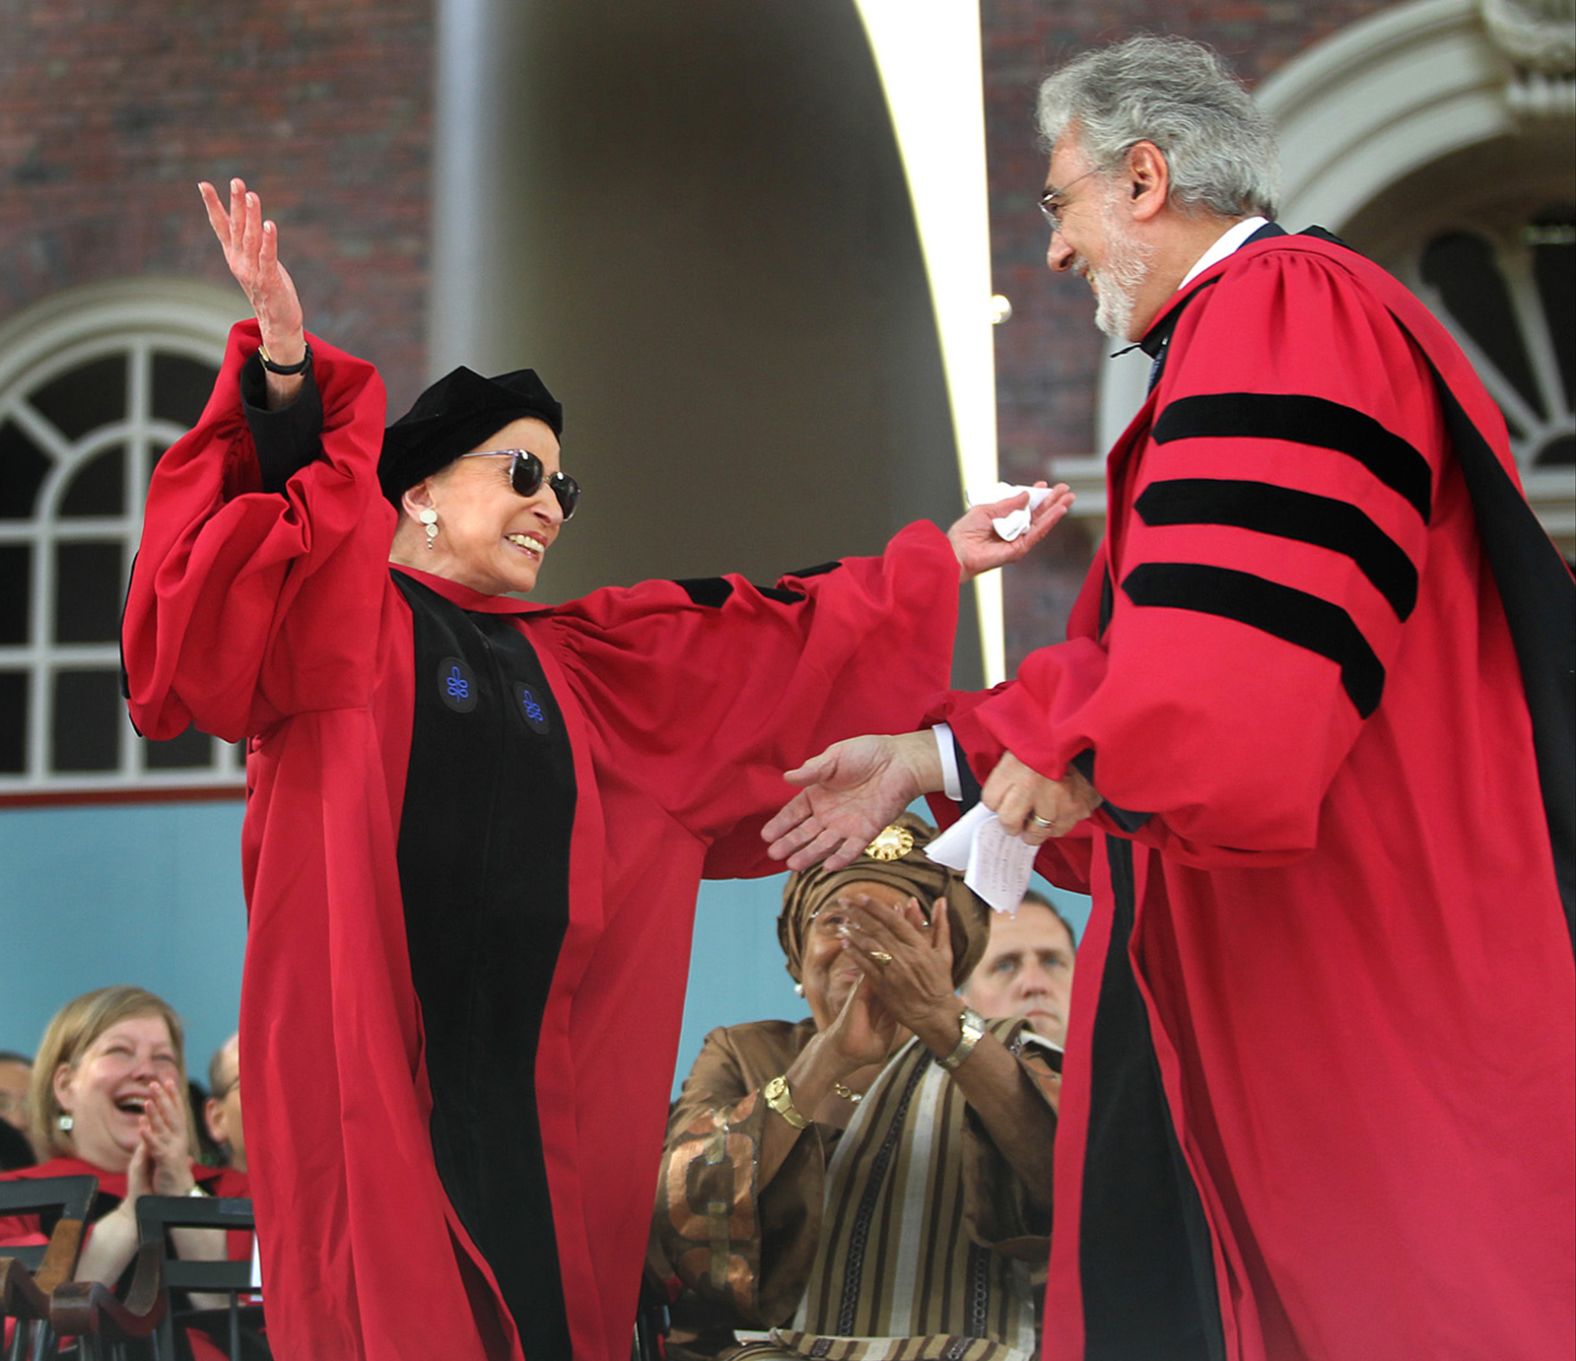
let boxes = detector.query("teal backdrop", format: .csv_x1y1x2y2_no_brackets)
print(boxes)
1,800,1090,1097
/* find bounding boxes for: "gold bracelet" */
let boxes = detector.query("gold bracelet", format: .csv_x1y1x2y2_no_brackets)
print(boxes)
257,342,311,376
937,1007,987,1072
763,1074,811,1129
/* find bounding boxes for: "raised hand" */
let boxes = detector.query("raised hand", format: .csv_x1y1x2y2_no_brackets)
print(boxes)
947,482,1075,581
763,731,943,871
198,177,305,364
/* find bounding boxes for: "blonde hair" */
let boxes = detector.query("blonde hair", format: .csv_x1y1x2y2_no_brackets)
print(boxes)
29,986,193,1161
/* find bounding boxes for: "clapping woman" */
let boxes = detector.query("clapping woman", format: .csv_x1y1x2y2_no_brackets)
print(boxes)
652,815,1061,1359
0,987,236,1360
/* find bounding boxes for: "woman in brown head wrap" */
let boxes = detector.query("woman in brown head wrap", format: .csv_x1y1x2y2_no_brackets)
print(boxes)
652,814,1063,1360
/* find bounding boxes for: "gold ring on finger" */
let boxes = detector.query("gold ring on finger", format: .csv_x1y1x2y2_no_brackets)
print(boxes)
1029,813,1055,829
869,950,894,966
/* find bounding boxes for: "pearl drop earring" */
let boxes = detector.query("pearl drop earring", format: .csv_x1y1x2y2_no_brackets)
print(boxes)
419,508,438,549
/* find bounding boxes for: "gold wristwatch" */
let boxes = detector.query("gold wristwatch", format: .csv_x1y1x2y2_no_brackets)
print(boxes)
763,1074,811,1129
938,1006,987,1072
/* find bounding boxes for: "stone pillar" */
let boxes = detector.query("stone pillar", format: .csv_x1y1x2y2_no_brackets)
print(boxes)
430,0,536,377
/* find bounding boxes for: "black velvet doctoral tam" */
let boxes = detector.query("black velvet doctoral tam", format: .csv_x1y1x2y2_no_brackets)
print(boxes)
379,365,564,505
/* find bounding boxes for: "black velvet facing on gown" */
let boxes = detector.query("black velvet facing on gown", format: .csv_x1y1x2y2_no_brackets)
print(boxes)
393,572,577,1360
1422,360,1576,941
240,357,326,494
1080,839,1225,1361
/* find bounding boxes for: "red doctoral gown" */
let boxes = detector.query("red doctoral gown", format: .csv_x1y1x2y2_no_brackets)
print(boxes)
122,324,962,1359
934,232,1575,1361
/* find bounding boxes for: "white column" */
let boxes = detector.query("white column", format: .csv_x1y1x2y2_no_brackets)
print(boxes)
429,0,535,378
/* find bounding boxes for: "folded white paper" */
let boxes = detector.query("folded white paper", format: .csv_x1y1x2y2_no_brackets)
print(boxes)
926,802,1037,915
968,481,1057,542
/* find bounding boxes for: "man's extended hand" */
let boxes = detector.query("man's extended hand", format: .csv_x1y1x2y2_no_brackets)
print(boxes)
982,750,1102,844
946,483,1075,582
763,731,943,871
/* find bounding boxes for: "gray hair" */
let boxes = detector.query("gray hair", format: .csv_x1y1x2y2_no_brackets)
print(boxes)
1036,36,1279,220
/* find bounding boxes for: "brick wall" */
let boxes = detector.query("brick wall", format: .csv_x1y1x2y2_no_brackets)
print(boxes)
3,0,1411,666
981,0,1397,666
0,0,434,408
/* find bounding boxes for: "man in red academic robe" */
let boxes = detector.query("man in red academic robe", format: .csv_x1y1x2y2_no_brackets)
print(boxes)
765,37,1574,1361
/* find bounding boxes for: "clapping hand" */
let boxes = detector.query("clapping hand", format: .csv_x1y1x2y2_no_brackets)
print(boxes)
135,1076,197,1198
819,972,899,1072
841,894,957,1041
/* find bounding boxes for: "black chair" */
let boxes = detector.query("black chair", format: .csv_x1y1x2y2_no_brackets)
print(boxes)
632,1268,672,1361
53,1195,265,1361
138,1196,265,1361
0,1174,97,1361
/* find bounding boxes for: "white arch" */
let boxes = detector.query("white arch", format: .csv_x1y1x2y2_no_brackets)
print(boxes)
0,280,238,795
0,278,237,393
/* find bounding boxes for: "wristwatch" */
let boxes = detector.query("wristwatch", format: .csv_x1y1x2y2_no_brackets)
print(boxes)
763,1074,811,1129
937,1006,987,1072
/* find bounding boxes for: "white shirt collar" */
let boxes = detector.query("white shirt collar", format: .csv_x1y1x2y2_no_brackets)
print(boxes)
1177,216,1270,291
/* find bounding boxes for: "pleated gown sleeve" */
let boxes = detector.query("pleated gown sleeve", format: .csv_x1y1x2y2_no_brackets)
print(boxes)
538,521,962,876
938,246,1455,870
123,319,394,740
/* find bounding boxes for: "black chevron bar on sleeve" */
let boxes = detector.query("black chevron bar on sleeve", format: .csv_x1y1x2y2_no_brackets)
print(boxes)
1134,478,1419,619
1121,561,1386,717
1152,393,1433,524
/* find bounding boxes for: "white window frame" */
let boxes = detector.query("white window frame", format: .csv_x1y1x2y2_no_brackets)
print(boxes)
0,279,241,800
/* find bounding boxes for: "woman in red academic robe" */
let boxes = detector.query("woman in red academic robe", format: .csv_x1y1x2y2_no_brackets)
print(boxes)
119,179,1073,1360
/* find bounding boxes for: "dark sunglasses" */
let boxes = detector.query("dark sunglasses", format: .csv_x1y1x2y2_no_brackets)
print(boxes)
459,448,581,521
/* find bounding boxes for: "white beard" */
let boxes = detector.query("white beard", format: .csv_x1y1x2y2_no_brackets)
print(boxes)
1088,195,1155,341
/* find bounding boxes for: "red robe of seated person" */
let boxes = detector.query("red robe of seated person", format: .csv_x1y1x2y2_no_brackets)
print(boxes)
933,232,1575,1361
0,1156,244,1361
122,325,962,1361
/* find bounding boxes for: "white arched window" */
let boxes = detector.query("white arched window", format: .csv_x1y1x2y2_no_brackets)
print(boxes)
0,281,238,800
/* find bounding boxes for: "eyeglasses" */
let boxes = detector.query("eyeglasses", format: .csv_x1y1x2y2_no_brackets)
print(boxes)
806,905,855,939
1037,165,1105,234
806,897,931,938
459,449,581,521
